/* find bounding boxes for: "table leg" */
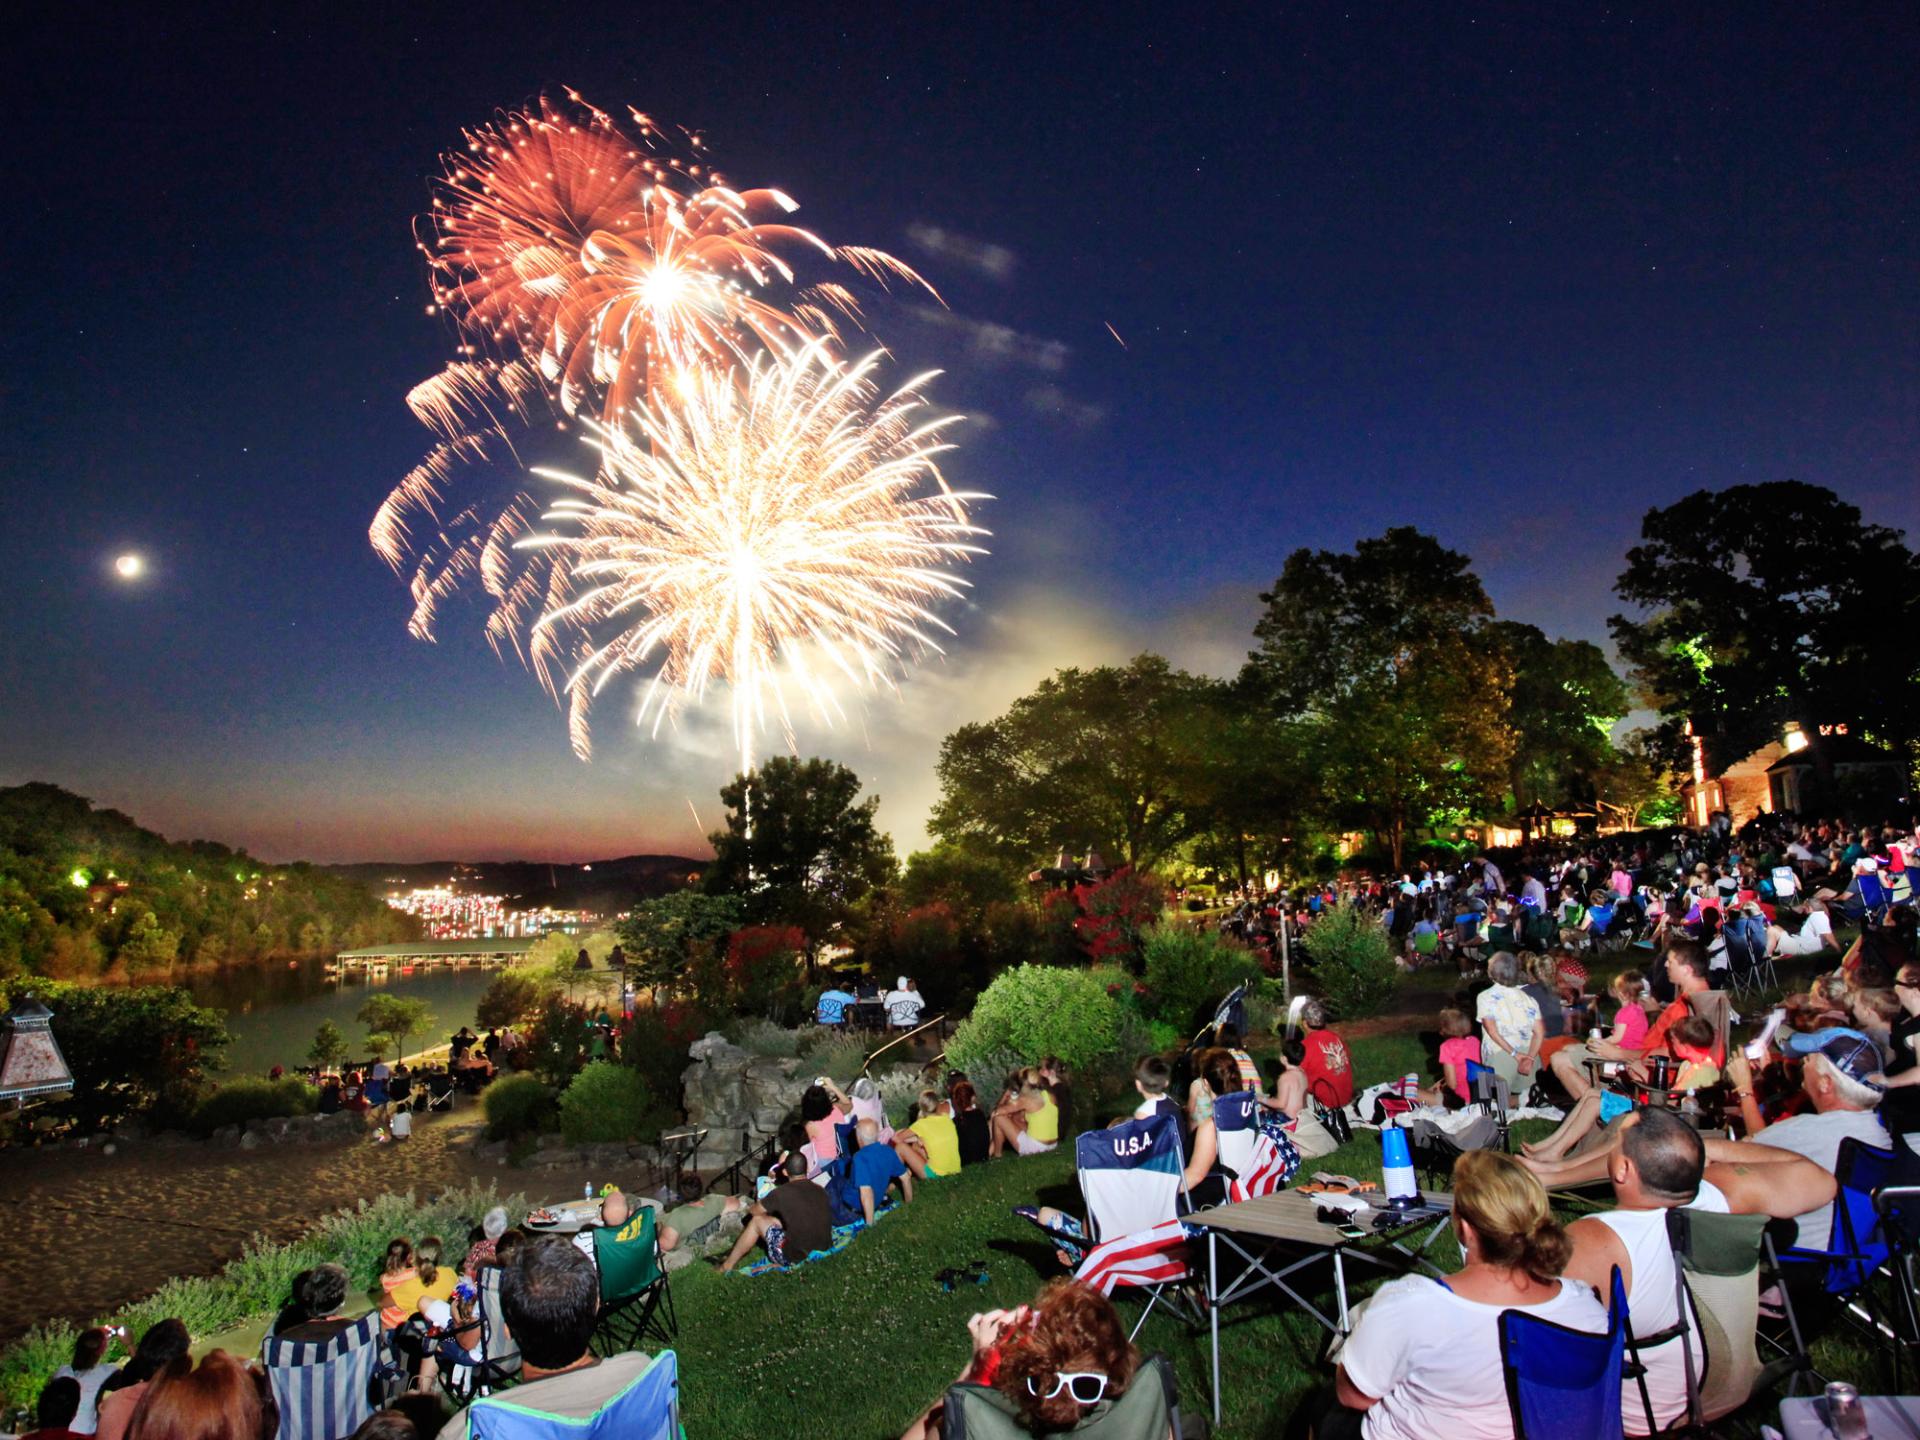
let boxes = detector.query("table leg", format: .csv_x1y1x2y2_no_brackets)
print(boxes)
1210,1229,1223,1427
1333,1245,1350,1333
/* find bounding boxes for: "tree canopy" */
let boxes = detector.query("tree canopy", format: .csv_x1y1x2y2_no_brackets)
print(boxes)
704,756,896,958
929,655,1216,869
1610,481,1920,768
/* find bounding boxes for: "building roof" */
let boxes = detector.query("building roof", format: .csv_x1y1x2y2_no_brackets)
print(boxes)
335,938,539,960
1765,732,1901,773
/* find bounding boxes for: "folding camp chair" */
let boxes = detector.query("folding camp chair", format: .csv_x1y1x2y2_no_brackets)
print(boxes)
260,1311,387,1440
1773,1137,1906,1377
1857,872,1891,924
461,1349,680,1440
1666,1207,1816,1423
1875,1176,1920,1387
1498,1265,1628,1439
591,1209,676,1354
938,1351,1182,1440
424,1072,456,1112
1069,1111,1199,1339
438,1266,522,1406
1466,1059,1514,1150
1685,991,1731,1067
1721,916,1776,1000
1211,1090,1298,1200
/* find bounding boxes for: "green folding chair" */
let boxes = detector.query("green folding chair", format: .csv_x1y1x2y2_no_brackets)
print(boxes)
591,1210,676,1354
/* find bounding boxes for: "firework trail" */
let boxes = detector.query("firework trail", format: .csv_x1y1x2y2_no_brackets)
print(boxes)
522,341,988,772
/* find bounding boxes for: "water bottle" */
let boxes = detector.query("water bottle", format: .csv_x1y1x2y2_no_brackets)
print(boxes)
1381,1123,1418,1208
583,1182,594,1206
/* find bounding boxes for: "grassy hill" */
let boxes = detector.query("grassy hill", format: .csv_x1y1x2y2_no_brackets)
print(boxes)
0,782,419,981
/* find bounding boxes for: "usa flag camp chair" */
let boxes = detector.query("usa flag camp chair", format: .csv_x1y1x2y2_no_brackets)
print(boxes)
1212,1090,1299,1201
1070,1111,1200,1339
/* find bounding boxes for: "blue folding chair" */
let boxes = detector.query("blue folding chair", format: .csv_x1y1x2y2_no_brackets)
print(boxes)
1498,1265,1628,1439
1778,1138,1898,1297
1856,872,1891,923
1721,913,1776,999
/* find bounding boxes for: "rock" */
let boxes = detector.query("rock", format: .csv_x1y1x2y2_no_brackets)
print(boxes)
238,1129,263,1150
528,1146,576,1167
212,1124,242,1149
474,1140,510,1164
102,1142,117,1156
536,1132,565,1150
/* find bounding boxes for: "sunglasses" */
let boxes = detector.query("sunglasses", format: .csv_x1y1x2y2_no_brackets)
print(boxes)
1025,1371,1110,1405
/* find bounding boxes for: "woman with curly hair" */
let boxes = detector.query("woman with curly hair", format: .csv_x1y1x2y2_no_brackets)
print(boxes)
899,1279,1169,1439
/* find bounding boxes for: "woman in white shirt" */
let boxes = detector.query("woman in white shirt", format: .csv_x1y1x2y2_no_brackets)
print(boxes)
1309,1150,1606,1440
51,1327,120,1434
1767,902,1837,959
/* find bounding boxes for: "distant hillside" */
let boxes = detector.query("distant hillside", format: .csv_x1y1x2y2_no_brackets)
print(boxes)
0,782,420,980
322,854,704,914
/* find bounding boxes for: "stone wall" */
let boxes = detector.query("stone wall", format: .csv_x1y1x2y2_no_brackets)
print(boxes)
680,1031,810,1155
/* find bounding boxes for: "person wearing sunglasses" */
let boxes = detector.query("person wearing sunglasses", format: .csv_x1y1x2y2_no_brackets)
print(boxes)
898,1279,1170,1439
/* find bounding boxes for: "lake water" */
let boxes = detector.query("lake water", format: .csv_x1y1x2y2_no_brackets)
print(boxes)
186,958,505,1075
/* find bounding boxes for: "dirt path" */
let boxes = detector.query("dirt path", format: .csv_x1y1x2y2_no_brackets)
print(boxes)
0,1107,626,1346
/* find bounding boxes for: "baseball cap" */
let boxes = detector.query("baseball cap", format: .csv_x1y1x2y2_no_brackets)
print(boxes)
1809,1033,1886,1091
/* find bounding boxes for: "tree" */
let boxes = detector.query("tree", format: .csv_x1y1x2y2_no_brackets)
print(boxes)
615,891,743,999
356,994,432,1064
900,845,1025,929
475,970,543,1029
930,655,1216,869
1489,621,1632,809
1244,527,1514,869
307,1020,348,1072
703,757,897,962
1610,481,1920,773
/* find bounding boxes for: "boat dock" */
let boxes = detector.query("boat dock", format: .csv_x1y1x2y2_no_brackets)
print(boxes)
330,937,539,971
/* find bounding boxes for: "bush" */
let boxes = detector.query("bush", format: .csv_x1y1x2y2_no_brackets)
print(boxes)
475,970,544,1029
482,1073,556,1141
796,1029,868,1082
943,1045,1026,1103
1301,906,1400,1018
1140,927,1265,1031
558,1061,658,1145
726,1017,800,1058
526,994,595,1085
947,964,1120,1075
188,1077,317,1136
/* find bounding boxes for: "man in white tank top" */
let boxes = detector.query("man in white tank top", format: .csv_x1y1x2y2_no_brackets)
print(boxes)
1561,1109,1707,1436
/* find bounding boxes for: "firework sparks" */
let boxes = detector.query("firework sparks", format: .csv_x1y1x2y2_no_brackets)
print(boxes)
519,342,988,772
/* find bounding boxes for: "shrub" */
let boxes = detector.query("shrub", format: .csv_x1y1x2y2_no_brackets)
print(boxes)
526,994,595,1085
728,1017,801,1058
947,964,1120,1075
482,1073,556,1141
558,1061,658,1145
1301,906,1400,1018
1070,868,1167,972
188,1077,317,1136
796,1030,868,1082
1140,927,1265,1031
943,1045,1026,1104
725,925,806,1022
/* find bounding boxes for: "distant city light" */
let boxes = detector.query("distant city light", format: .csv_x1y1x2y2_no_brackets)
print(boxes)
383,885,601,940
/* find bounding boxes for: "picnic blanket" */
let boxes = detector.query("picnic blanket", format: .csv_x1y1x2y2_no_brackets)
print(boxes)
736,1201,897,1277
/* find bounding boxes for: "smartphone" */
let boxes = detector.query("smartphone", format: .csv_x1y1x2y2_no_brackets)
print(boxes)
1338,1223,1367,1240
1743,1040,1767,1062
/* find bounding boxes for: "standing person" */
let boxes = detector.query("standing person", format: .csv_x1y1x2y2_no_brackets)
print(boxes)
1474,952,1545,1099
52,1329,120,1435
1308,1151,1603,1440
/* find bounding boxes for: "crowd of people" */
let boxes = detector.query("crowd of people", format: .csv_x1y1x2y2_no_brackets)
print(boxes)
15,810,1920,1440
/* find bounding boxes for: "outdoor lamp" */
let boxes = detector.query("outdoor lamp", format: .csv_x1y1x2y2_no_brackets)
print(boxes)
0,994,75,1107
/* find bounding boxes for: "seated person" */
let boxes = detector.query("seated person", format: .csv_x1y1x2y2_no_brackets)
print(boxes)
898,1279,1146,1440
461,1208,511,1277
849,1116,915,1223
815,981,856,1026
52,1327,119,1435
1767,902,1838,960
1305,1151,1605,1440
1298,999,1355,1111
718,1173,834,1273
652,1175,746,1253
409,1289,483,1395
885,977,926,1028
1273,1040,1341,1159
1038,1056,1075,1137
1475,951,1545,1097
379,1240,420,1329
1521,1015,1720,1167
23,1377,84,1440
1412,1007,1480,1108
275,1263,355,1343
434,1238,655,1440
898,1090,963,1179
1552,944,1711,1100
92,1320,189,1440
948,1080,991,1167
849,1075,894,1142
801,1078,853,1171
1126,1055,1182,1125
989,1078,1060,1158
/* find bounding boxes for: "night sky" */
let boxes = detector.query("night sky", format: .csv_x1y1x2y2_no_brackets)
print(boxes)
4,5,1917,863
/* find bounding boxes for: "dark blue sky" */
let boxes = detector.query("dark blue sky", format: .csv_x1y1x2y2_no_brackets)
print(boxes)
4,4,1916,861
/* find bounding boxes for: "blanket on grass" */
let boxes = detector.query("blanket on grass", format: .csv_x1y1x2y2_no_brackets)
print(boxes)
736,1201,897,1277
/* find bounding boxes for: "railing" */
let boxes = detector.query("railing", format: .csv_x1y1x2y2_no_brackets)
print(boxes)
710,1129,780,1197
860,1012,947,1075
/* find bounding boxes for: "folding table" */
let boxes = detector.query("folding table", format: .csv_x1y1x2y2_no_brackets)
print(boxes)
1185,1187,1454,1423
